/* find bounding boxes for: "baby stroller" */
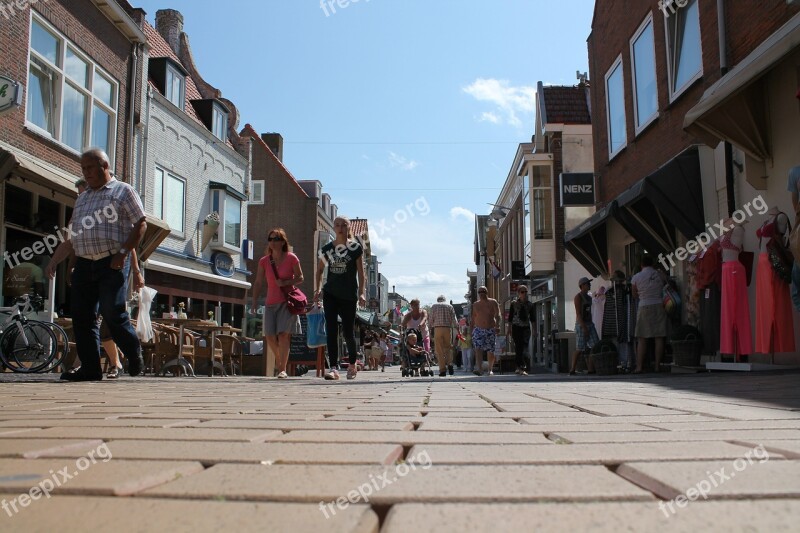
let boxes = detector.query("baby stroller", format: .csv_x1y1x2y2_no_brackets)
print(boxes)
400,328,435,377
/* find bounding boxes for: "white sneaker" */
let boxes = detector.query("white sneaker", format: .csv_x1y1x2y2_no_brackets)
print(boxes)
488,371,494,376
277,371,288,379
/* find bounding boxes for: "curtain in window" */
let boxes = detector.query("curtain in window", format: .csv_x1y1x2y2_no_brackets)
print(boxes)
27,58,55,136
62,83,87,152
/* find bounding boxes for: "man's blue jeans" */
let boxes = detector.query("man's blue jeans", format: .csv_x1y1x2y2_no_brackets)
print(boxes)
71,255,140,375
792,262,800,312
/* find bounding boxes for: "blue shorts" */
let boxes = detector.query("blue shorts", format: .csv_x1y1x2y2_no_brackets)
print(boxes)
575,322,599,351
472,327,496,352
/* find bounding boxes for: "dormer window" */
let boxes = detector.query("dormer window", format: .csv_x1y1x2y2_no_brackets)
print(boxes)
148,57,188,111
211,103,227,140
165,63,185,109
190,99,230,141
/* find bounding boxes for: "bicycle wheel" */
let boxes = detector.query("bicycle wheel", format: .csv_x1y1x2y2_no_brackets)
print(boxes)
0,321,58,373
34,322,69,373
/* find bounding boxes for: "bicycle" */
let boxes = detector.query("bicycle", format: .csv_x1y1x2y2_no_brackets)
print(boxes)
0,294,67,373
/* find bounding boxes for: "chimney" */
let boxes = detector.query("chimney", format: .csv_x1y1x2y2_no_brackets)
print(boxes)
155,9,184,56
261,133,284,162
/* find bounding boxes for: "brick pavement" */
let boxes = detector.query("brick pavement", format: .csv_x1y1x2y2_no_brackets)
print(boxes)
1,368,799,532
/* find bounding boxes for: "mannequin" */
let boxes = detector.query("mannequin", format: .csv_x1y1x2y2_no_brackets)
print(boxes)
719,221,752,360
755,207,795,357
592,285,607,331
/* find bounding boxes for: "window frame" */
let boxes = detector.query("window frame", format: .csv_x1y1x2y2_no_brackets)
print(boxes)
210,188,243,253
604,54,627,160
26,13,119,163
250,180,265,205
211,102,228,141
165,62,185,110
530,163,553,241
630,13,659,135
153,165,187,237
664,0,703,102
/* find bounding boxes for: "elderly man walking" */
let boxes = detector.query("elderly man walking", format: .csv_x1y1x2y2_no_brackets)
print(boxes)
59,148,146,381
430,295,458,376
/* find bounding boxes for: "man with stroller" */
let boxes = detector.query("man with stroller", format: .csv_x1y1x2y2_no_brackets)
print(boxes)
429,295,458,376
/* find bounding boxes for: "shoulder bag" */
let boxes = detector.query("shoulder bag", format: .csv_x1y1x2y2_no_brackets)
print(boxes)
762,213,794,284
269,256,307,315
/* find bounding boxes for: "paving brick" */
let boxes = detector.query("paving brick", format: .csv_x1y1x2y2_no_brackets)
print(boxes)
552,429,800,444
0,419,201,428
0,458,202,496
381,501,800,531
646,420,800,431
417,421,541,433
189,420,414,431
60,440,403,465
265,430,550,445
143,463,651,503
0,495,378,532
516,423,661,433
732,439,800,459
407,442,773,465
0,439,106,459
616,459,800,500
0,427,283,443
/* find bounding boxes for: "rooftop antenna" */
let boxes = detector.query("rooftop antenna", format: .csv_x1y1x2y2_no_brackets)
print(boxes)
577,71,589,85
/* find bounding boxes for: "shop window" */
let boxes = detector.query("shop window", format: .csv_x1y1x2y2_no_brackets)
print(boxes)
27,16,118,160
4,185,32,227
531,165,553,240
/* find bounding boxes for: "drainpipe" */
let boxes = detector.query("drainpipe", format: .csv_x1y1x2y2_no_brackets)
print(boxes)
126,43,139,186
138,85,152,199
718,0,735,215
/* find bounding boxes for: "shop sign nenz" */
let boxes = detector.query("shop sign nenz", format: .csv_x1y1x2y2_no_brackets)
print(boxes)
560,173,595,206
0,76,23,115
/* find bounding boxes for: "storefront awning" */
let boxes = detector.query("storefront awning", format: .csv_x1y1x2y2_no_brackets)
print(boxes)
684,12,800,161
0,144,79,196
145,259,251,289
564,202,616,277
614,146,704,257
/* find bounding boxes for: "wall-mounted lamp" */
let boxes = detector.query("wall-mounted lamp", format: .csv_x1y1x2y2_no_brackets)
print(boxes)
487,202,513,221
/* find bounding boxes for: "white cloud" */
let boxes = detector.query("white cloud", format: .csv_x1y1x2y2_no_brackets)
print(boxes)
479,111,501,124
450,206,474,222
388,151,419,171
368,228,394,256
394,271,453,287
463,78,536,127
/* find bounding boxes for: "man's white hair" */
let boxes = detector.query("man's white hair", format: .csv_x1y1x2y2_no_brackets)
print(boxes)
81,147,110,167
436,295,446,302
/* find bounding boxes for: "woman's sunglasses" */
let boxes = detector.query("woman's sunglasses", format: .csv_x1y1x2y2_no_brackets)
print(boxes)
268,236,284,242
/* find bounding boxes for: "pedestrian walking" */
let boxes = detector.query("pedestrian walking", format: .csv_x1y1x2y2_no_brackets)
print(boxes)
251,228,304,379
631,256,667,373
429,295,458,376
314,216,367,380
507,285,535,375
58,148,146,381
569,277,598,375
471,286,501,376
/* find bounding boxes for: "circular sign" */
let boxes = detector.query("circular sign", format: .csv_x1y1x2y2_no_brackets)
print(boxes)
211,251,235,277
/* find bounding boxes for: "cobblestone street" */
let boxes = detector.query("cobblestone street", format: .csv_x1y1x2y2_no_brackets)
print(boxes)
1,368,799,531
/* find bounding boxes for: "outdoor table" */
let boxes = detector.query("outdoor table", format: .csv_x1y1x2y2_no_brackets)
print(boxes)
183,322,238,376
152,318,211,377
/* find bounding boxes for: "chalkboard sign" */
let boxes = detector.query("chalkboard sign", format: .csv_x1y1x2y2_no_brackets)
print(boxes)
289,314,316,361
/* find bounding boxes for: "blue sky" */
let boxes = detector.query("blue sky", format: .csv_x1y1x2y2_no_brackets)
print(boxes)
134,0,596,305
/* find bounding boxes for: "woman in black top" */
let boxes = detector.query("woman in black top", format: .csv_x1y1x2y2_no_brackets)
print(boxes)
569,277,598,375
314,216,366,380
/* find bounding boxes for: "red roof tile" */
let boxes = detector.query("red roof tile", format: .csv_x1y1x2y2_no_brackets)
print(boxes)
143,23,205,126
541,86,591,125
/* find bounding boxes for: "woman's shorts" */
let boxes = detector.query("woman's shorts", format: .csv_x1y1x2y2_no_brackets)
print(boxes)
635,304,667,338
264,302,301,336
575,322,599,351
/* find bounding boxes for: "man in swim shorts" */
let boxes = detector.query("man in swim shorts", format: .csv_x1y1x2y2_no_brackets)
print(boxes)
471,286,501,376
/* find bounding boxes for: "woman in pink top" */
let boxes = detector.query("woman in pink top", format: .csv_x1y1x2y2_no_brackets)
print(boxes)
250,228,304,379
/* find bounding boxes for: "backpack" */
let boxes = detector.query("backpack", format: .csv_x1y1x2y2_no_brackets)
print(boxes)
762,213,794,284
662,279,681,319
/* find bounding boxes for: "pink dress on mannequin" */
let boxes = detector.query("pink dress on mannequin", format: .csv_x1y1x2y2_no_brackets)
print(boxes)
719,227,752,356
